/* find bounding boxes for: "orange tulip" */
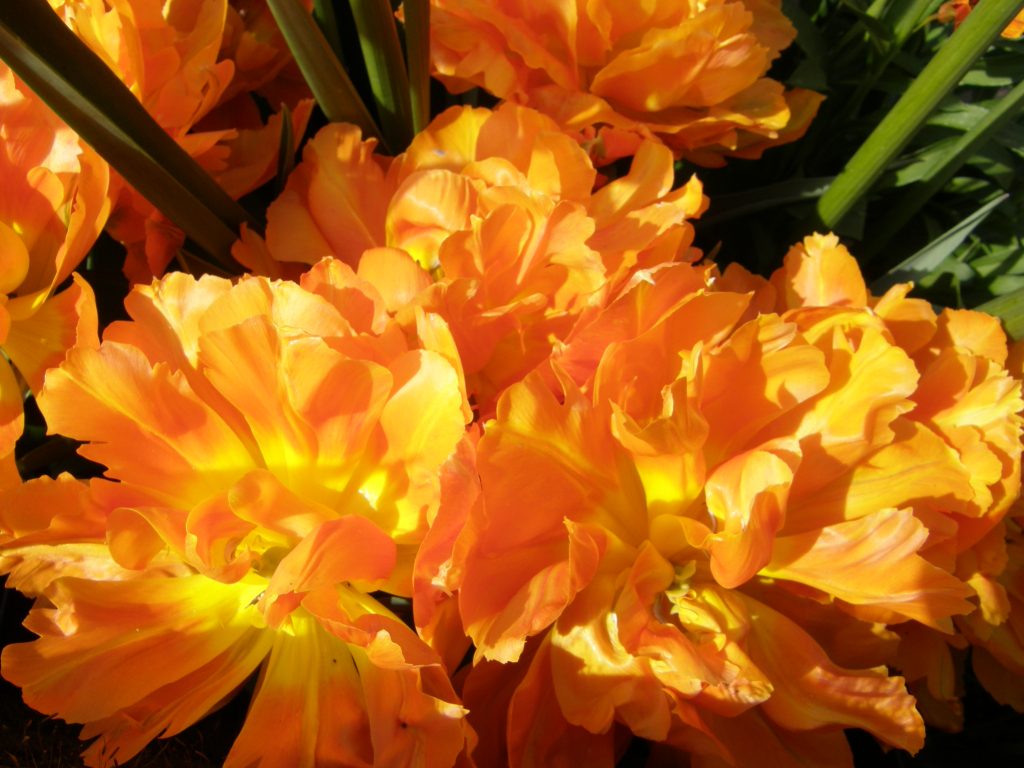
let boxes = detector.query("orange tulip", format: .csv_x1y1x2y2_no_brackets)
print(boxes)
746,233,1024,732
0,263,473,767
428,233,1019,765
241,103,707,416
0,64,107,489
46,0,313,279
443,235,1003,764
425,0,824,166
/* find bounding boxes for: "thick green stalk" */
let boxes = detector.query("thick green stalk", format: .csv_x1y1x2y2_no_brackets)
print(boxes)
349,0,414,150
0,0,249,266
313,0,345,61
403,0,432,135
267,0,382,143
817,0,1024,229
888,0,943,47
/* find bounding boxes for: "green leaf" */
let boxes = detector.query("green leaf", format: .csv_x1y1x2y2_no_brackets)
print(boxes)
961,52,1024,86
884,0,942,47
349,0,413,151
0,0,251,267
699,177,835,226
838,0,895,45
872,193,1009,293
868,78,1024,253
275,103,296,195
403,0,431,135
817,0,1024,230
313,0,345,61
267,0,383,144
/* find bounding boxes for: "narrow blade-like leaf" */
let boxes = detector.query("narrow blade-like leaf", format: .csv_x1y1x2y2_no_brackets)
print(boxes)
700,177,835,226
350,0,413,150
867,79,1024,255
0,0,251,266
267,0,383,143
817,0,1024,229
403,0,431,135
871,193,1009,293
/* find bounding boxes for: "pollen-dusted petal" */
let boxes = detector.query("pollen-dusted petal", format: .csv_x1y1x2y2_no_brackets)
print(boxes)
39,342,256,505
348,633,470,768
549,576,674,739
743,595,926,753
764,508,975,630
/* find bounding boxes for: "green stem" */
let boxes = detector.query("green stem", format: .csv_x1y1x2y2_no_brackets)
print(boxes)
867,79,1024,257
403,0,431,135
348,0,413,151
267,0,383,144
817,0,1024,230
313,0,345,61
0,0,249,267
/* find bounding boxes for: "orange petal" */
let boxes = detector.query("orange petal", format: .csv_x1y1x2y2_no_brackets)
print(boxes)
261,517,397,627
507,634,617,768
3,574,267,736
357,247,433,313
764,507,975,630
742,594,926,753
703,440,799,588
772,233,868,310
4,272,98,393
0,355,22,491
39,342,256,506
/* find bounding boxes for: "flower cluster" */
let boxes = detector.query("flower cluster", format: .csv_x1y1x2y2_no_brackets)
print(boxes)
0,1,1022,767
426,0,825,166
